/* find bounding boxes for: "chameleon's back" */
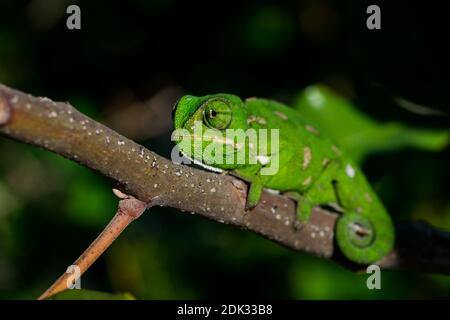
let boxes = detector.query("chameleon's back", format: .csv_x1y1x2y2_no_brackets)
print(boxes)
242,97,341,191
242,97,394,264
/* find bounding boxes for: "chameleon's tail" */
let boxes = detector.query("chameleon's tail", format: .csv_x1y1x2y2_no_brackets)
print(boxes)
335,211,395,264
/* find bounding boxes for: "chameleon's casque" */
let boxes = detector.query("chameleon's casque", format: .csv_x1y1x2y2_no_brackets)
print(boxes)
172,94,395,264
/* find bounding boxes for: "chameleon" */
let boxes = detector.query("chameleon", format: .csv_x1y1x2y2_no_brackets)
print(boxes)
172,93,395,264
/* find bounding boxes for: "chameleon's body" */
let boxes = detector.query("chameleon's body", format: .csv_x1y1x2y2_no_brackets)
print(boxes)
172,94,394,264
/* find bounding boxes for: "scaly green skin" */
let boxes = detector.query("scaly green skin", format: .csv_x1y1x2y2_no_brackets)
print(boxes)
172,94,395,264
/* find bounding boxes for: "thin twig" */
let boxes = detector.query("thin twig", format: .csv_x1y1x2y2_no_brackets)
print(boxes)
38,191,148,300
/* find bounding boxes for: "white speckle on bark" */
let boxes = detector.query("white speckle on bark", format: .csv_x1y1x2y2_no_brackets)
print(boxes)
210,187,216,193
276,214,281,220
118,140,125,146
154,183,158,188
10,96,19,104
48,111,58,118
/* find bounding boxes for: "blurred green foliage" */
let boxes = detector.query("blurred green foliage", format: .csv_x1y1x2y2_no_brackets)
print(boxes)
294,85,449,164
48,289,135,300
0,0,449,300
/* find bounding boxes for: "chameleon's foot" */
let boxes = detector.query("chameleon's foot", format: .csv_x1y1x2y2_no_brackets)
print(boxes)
335,211,394,264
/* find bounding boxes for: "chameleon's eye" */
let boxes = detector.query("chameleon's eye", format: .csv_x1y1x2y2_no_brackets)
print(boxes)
203,99,232,130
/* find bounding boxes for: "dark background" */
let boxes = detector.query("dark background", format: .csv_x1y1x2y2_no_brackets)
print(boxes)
0,0,449,299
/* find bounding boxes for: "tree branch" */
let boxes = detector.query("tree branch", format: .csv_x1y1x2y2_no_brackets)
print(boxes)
0,83,449,274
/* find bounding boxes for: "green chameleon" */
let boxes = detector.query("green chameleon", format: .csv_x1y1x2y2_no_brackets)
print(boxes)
172,94,394,264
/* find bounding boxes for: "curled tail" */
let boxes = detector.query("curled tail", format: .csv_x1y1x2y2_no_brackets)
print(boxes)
335,211,395,264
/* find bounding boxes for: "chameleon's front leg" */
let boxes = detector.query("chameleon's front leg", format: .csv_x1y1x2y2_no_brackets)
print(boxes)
234,163,265,210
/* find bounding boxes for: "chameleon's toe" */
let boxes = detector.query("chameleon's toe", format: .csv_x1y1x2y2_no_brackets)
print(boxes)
335,211,394,264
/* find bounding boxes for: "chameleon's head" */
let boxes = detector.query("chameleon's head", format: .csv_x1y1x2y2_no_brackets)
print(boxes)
172,94,248,170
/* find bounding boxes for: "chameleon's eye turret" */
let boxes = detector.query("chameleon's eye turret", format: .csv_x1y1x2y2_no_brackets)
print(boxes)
203,98,232,130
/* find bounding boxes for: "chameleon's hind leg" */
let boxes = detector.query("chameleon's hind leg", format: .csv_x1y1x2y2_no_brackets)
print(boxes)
284,191,315,224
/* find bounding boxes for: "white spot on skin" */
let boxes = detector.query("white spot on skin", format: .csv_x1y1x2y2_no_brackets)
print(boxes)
332,145,342,156
256,155,270,165
305,125,320,135
276,214,281,220
175,171,182,176
345,164,355,178
274,111,288,120
180,150,223,173
302,147,312,169
302,176,312,186
26,103,32,110
247,115,267,125
210,187,216,193
154,183,158,188
118,140,125,146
